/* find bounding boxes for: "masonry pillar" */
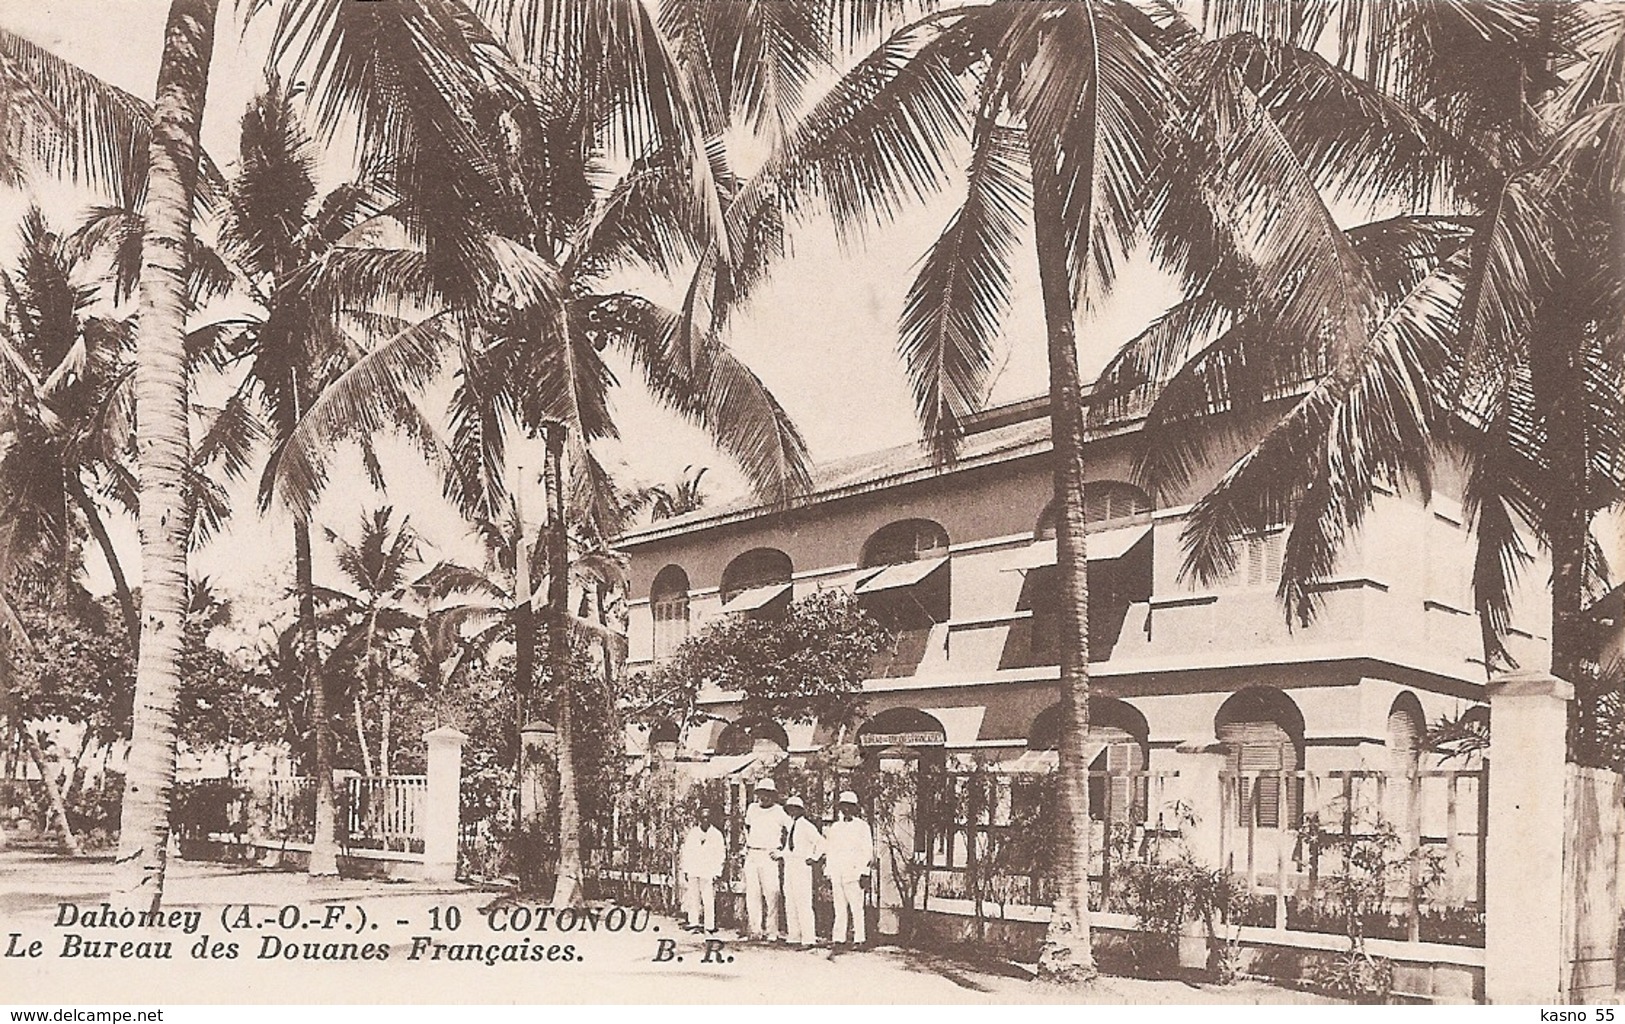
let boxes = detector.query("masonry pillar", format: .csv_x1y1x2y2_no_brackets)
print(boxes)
423,727,468,883
1483,670,1572,1005
874,748,919,938
1166,742,1228,868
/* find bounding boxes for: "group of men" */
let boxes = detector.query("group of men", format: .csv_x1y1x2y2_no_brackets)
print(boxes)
677,777,875,949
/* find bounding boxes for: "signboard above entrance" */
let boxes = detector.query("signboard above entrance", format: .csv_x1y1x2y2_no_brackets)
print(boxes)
859,731,946,748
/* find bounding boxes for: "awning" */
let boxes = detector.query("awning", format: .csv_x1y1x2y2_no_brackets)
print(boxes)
1008,737,1113,770
921,706,987,747
1000,524,1152,571
720,581,791,613
678,752,760,781
855,555,948,594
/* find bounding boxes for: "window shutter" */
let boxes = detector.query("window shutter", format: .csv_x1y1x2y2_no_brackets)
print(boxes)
1220,720,1294,828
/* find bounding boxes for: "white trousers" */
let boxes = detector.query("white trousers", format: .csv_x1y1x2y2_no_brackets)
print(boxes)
783,861,817,945
743,850,781,939
683,873,716,931
830,875,866,944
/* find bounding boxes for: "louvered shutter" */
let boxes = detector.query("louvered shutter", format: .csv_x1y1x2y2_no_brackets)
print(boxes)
1388,707,1421,775
1220,720,1294,828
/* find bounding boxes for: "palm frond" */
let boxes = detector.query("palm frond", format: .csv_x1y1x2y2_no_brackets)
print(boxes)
0,28,152,197
262,312,455,518
1179,260,1460,624
898,117,1027,463
194,391,266,481
586,292,812,502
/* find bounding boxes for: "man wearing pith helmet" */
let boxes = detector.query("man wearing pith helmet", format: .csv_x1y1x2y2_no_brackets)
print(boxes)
824,790,875,948
742,777,790,941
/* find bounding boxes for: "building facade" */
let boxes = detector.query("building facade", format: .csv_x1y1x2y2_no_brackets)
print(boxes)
617,394,1551,781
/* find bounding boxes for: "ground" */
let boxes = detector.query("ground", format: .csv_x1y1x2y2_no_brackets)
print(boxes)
0,850,1339,1004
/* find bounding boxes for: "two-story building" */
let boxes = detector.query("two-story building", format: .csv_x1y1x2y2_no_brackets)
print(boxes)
617,392,1551,798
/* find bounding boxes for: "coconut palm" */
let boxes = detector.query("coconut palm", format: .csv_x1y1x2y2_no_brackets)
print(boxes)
118,0,219,911
708,0,1493,975
321,507,431,779
197,77,455,875
1099,2,1625,689
706,0,1174,978
257,0,829,904
0,208,139,644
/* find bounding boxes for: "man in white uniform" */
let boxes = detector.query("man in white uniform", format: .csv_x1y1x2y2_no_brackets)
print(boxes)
742,778,789,941
679,804,725,933
824,790,874,947
777,795,824,947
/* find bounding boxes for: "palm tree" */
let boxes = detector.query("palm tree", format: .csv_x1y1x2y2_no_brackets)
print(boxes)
0,208,139,645
119,0,218,910
1100,3,1624,691
259,0,825,903
322,507,430,779
712,0,1485,975
720,1,1172,979
200,78,453,876
626,465,710,522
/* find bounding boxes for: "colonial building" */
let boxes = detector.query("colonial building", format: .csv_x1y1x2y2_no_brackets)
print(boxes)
617,392,1551,787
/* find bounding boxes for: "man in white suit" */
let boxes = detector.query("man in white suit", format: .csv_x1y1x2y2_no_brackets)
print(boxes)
824,790,874,947
679,804,725,933
777,795,824,947
742,778,789,941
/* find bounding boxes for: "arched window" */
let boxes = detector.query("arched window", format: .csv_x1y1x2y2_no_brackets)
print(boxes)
720,548,793,617
1029,699,1149,821
856,520,951,675
858,706,948,751
715,718,790,756
1215,688,1305,829
1024,487,1153,665
1387,693,1425,777
1036,483,1152,539
861,519,949,567
650,565,690,659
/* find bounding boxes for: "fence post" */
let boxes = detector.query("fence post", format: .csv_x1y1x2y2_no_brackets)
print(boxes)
1167,742,1227,868
423,727,468,883
1483,669,1572,1005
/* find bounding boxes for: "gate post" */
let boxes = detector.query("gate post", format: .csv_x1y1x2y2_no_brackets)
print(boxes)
1483,669,1572,1004
1166,742,1228,867
874,748,920,938
423,727,468,883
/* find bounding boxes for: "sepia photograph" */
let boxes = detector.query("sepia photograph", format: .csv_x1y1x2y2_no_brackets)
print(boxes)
0,0,1621,1011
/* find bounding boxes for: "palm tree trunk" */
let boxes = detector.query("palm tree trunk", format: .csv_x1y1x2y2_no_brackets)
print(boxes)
379,695,391,779
514,490,535,752
61,727,97,806
117,0,217,911
1548,343,1590,689
544,424,583,907
354,610,377,777
66,473,138,651
1029,132,1097,982
25,726,82,856
353,692,374,778
295,519,339,875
